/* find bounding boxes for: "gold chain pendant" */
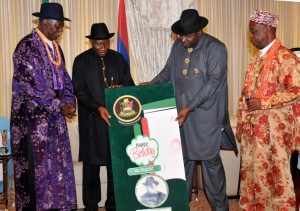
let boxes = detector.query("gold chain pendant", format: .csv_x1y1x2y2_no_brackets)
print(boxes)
182,48,199,80
101,58,114,88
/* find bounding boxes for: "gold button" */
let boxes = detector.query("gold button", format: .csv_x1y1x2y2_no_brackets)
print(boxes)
185,58,190,64
182,69,187,75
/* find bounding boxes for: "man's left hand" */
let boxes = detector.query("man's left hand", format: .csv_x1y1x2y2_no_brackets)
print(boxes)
246,98,262,111
61,104,76,118
175,107,190,126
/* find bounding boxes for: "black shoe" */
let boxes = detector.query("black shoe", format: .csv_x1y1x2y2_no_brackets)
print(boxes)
83,206,98,211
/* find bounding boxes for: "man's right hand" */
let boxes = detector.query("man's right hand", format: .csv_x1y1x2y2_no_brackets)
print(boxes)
98,106,111,126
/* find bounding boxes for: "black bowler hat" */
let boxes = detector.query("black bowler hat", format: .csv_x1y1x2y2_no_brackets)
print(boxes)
171,9,208,36
85,23,115,40
32,3,71,21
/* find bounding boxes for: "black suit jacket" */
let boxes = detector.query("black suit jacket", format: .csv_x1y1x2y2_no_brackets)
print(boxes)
72,49,134,164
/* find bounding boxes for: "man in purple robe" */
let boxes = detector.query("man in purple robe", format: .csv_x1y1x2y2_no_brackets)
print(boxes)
10,3,77,210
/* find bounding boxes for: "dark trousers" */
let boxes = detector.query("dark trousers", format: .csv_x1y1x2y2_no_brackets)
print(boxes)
82,162,115,211
185,153,229,211
291,151,300,211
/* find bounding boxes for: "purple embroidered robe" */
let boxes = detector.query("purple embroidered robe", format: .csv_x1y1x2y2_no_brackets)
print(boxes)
11,29,77,210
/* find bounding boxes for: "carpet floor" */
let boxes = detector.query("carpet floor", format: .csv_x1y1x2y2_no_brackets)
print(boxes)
1,189,239,211
1,153,299,210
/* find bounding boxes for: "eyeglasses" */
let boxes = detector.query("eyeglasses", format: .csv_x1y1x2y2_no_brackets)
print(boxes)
93,40,110,48
178,33,194,40
46,19,64,31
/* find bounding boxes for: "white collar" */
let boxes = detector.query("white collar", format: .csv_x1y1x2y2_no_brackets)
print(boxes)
45,39,54,50
259,39,276,57
36,28,54,50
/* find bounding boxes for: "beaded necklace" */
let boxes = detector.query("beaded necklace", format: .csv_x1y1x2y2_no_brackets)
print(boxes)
245,39,281,98
35,28,62,67
182,48,199,80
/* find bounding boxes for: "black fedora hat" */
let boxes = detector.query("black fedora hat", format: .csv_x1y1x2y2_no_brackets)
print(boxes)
143,176,159,186
171,9,208,36
32,3,70,21
85,23,115,40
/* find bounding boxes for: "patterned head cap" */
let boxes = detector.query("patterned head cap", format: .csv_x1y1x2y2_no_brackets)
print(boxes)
250,10,279,27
